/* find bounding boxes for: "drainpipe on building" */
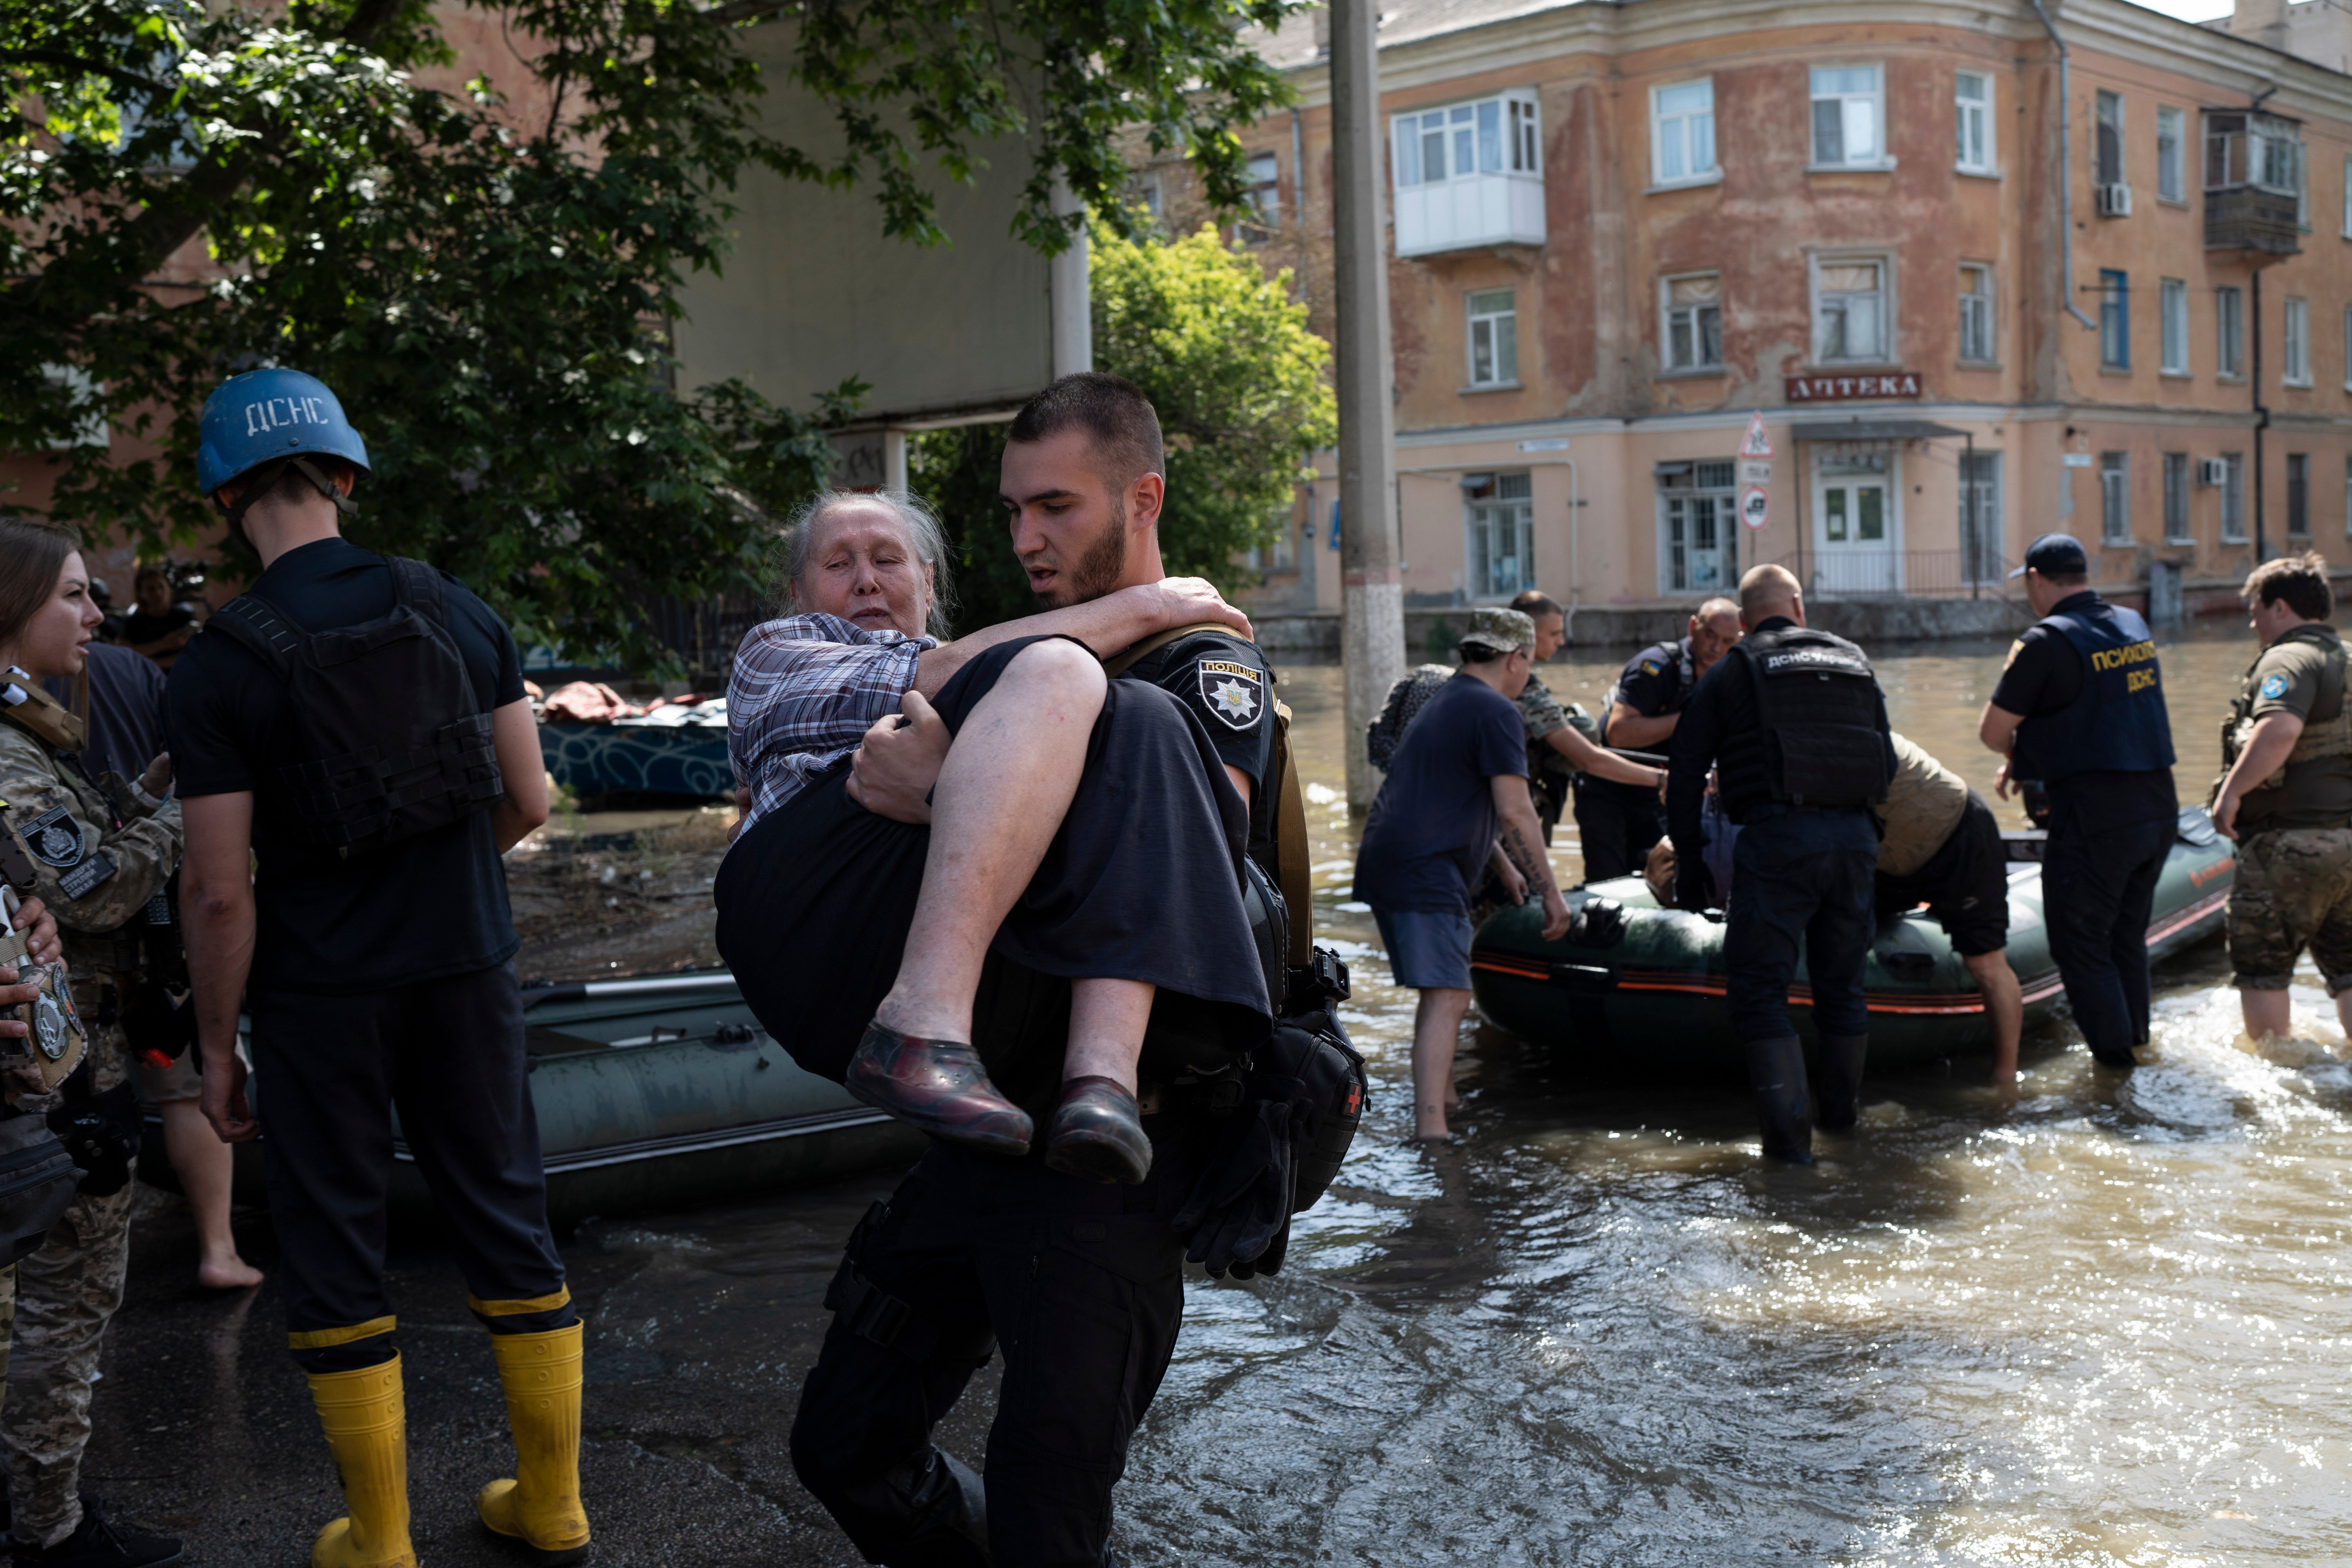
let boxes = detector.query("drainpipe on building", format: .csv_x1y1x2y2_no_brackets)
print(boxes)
2028,0,2101,334
2253,268,2269,561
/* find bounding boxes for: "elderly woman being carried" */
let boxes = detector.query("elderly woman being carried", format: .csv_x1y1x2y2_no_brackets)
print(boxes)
715,488,1270,1184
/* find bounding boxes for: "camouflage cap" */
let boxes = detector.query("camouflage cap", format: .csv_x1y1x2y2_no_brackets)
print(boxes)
1458,606,1537,657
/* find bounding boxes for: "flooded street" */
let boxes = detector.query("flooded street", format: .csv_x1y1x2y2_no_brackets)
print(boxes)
92,627,2352,1568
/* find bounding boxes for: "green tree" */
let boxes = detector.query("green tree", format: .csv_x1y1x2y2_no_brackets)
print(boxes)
916,220,1335,633
0,0,1292,668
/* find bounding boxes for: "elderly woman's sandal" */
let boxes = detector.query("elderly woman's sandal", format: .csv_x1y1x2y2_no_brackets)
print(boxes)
1043,1076,1154,1185
844,1021,1034,1156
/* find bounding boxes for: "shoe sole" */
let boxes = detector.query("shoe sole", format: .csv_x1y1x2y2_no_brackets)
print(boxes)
1044,1131,1152,1185
481,1523,593,1568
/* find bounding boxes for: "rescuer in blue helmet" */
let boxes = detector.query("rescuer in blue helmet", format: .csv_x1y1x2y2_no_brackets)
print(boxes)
194,368,370,548
172,369,583,1568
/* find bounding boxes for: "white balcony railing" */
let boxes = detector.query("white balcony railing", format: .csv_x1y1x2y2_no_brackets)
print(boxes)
1394,172,1545,258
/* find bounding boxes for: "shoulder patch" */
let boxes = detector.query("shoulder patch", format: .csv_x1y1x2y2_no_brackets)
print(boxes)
1640,660,1663,676
19,806,83,869
2261,672,2291,701
1198,659,1265,731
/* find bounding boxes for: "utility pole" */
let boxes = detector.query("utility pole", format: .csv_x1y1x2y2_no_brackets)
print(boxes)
1329,0,1406,811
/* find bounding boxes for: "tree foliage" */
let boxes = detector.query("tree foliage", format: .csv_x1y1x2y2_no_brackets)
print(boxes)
917,220,1334,633
0,0,1293,667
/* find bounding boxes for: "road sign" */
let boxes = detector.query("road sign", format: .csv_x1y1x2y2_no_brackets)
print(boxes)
1739,412,1774,460
1738,459,1771,486
1740,486,1770,531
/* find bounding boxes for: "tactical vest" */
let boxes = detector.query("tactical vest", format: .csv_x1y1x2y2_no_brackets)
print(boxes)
207,557,505,858
1713,624,1890,820
2223,623,2352,824
1103,623,1313,974
2012,599,2176,785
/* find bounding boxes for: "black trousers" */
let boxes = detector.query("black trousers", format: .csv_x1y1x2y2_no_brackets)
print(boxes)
2043,815,2174,1066
250,962,571,1372
1724,806,1880,1041
791,1138,1200,1568
1570,779,1662,884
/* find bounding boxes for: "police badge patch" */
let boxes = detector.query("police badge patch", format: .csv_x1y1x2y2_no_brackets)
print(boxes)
2261,672,2291,701
19,807,83,870
1198,659,1264,731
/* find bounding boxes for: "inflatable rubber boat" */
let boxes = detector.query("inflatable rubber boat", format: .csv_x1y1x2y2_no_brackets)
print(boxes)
1469,807,2235,1074
143,973,922,1222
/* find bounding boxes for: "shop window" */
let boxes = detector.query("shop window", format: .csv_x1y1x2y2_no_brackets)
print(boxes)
1465,472,1535,599
1658,461,1739,593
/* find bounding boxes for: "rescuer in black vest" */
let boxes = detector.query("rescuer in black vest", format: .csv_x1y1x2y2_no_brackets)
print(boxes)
1980,533,2178,1070
1666,564,1895,1164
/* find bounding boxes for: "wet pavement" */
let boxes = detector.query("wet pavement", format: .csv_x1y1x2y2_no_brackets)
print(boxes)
78,628,2352,1566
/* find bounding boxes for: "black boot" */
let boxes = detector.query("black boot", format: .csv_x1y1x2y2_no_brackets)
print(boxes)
1814,1033,1869,1132
1742,1035,1813,1165
10,1498,181,1568
832,1446,990,1568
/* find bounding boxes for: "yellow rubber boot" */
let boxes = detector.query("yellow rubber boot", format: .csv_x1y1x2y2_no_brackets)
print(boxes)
305,1356,417,1568
477,1324,592,1563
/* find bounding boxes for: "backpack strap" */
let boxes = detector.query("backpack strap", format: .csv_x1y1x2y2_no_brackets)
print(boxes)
385,557,450,625
1102,621,1314,965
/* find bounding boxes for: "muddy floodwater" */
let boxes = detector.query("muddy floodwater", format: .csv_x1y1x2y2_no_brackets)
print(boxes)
1113,630,2352,1566
97,626,2352,1568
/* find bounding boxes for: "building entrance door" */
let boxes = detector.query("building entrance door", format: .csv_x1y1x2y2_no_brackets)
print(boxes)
1811,452,1898,595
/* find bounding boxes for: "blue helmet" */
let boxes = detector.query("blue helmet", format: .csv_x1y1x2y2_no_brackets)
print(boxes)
196,368,371,497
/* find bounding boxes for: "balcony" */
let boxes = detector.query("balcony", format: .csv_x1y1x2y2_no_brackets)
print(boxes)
1394,172,1545,258
2206,185,2301,256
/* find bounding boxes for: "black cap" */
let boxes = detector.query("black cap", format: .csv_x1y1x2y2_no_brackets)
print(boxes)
2009,532,2088,579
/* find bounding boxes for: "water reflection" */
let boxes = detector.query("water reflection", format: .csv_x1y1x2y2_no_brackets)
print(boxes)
1118,632,2352,1567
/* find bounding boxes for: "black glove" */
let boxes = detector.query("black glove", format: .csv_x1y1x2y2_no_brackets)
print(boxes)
1171,1099,1294,1279
48,1082,141,1198
1673,857,1717,913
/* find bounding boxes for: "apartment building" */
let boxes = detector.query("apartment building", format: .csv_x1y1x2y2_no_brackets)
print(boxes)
1149,0,2352,629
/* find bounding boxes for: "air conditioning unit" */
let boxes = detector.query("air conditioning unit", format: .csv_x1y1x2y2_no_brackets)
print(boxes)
2197,458,2230,487
2097,182,2133,217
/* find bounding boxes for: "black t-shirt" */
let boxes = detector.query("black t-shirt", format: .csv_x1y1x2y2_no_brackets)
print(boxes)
121,604,195,646
165,537,528,994
1989,594,2178,833
1591,638,1694,800
45,642,166,786
1118,629,1279,863
1353,673,1527,915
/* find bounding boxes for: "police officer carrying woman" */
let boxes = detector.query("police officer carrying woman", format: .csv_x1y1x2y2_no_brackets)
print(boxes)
0,519,184,1568
1666,565,1895,1165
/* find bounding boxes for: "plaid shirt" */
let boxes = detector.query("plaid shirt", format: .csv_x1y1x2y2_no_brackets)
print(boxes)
728,612,936,834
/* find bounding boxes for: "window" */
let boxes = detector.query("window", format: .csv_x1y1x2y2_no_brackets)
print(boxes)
1813,257,1888,363
2163,452,2191,543
2100,452,2130,544
2345,454,2352,536
2288,454,2310,535
2206,111,2305,199
1959,264,1994,362
1810,66,1885,168
2343,155,2352,238
1955,71,1993,174
2343,305,2352,389
1662,274,1723,371
2158,107,2185,202
1232,153,1280,244
1466,289,1518,387
2221,452,2247,541
1652,80,1717,185
1136,173,1163,223
2096,90,2124,190
2160,279,2189,374
2098,270,2129,369
1465,472,1535,599
2285,297,2312,385
1395,94,1540,187
1961,452,2003,583
2218,286,2245,378
1659,461,1739,593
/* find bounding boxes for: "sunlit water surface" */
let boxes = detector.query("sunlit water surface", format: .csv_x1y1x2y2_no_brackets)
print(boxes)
1118,632,2352,1567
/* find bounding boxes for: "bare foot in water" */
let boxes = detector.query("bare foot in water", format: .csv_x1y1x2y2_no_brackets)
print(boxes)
198,1252,264,1291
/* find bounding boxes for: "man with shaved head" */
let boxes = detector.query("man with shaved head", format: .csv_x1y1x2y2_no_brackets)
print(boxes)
1575,595,1744,882
1665,563,1895,1164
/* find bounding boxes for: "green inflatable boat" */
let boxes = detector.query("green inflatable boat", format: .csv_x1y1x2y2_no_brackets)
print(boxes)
145,973,923,1223
1470,808,2235,1074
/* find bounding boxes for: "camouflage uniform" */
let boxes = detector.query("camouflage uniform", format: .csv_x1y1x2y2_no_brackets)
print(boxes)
2223,626,2352,993
0,720,180,1548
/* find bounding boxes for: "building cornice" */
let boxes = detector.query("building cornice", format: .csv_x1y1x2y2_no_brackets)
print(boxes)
1383,396,2327,449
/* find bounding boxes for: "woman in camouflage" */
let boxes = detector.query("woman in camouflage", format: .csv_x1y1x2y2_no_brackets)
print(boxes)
0,520,183,1568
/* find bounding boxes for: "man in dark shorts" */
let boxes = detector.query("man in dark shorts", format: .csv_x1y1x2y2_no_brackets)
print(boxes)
1575,596,1742,880
1874,733,2022,1085
784,374,1296,1567
1980,532,2177,1070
